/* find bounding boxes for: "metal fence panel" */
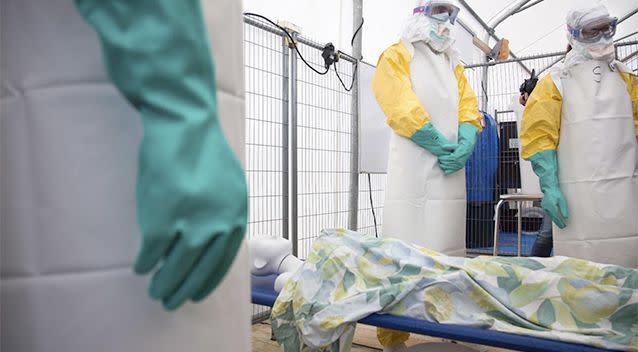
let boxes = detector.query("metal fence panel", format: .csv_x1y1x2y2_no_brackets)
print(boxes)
244,18,288,323
293,38,355,259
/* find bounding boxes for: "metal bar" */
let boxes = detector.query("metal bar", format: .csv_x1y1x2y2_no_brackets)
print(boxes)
252,309,272,324
517,201,522,257
481,66,489,111
493,199,505,256
458,0,493,38
490,0,532,31
282,36,290,241
349,0,362,231
619,7,638,23
621,50,638,63
243,16,286,36
513,0,545,15
614,31,638,43
290,33,299,256
616,40,638,47
457,18,477,36
464,50,566,68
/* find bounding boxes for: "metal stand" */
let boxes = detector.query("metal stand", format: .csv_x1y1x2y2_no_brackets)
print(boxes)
493,193,543,256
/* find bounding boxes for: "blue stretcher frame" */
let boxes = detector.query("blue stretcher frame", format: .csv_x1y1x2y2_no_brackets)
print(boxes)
252,276,616,352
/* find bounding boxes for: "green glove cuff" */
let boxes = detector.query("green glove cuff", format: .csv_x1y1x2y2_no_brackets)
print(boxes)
458,123,480,146
528,150,561,192
410,123,457,157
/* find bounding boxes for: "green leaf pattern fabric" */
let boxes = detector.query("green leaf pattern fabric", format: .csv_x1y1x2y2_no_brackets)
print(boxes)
271,229,638,351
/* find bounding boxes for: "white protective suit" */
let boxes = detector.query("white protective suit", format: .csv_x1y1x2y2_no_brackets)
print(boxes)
0,0,251,351
383,40,466,255
521,3,638,267
550,58,638,267
374,0,482,256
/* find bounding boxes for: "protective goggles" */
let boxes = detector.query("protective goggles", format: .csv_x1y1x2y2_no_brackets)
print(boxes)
414,3,460,24
567,16,617,43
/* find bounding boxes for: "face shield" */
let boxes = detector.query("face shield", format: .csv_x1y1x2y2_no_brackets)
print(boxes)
568,16,617,43
413,2,460,25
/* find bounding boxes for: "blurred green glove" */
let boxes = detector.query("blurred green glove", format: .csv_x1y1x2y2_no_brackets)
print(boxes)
76,0,248,310
528,150,569,229
438,123,479,174
410,122,458,157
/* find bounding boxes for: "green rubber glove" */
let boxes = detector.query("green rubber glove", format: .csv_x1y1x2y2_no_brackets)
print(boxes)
410,123,458,157
76,0,248,310
438,123,480,174
528,150,569,229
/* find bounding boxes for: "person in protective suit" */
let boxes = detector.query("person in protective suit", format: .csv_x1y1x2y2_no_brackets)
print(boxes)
371,1,482,350
520,3,638,268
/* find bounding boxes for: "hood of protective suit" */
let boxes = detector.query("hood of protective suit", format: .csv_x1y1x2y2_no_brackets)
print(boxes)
401,0,459,58
563,3,616,70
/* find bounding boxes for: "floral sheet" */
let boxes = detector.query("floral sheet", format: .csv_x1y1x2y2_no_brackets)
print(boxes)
271,229,638,351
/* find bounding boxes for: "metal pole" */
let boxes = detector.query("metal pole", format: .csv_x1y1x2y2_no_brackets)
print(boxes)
619,7,638,23
481,66,489,112
490,0,532,31
281,36,290,241
513,0,545,15
348,0,362,231
517,201,522,257
290,33,299,256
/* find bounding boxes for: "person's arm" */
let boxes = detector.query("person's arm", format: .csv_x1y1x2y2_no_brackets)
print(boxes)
75,0,248,310
618,71,638,140
372,42,457,157
520,74,562,159
520,74,568,228
454,64,482,131
372,42,431,138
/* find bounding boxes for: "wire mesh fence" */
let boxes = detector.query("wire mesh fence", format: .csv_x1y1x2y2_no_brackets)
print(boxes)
293,37,355,260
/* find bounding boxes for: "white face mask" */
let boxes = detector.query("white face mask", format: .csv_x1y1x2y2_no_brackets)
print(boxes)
427,19,453,52
572,36,615,61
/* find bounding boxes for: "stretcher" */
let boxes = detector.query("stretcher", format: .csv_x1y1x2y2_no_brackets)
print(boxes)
251,274,615,352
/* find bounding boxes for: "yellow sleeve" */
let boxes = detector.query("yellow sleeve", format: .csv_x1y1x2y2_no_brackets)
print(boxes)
520,74,562,160
454,64,482,131
618,71,638,139
372,42,430,138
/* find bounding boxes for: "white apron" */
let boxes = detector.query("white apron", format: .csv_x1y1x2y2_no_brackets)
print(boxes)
552,60,638,268
0,0,251,351
382,41,466,256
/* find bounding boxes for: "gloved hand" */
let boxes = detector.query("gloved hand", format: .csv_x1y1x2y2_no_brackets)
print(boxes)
528,150,569,229
76,0,248,310
410,122,458,157
438,123,480,174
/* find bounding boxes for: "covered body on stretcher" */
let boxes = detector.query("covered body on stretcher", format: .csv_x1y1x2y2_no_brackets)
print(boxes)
249,230,638,352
